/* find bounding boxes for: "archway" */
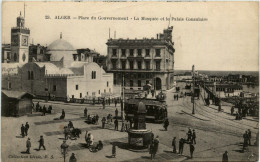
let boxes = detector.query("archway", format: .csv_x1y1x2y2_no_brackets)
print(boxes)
155,77,162,90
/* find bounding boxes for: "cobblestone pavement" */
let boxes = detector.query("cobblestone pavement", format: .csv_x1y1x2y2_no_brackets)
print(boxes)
1,83,259,161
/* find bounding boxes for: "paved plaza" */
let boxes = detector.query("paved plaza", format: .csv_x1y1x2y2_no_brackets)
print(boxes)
1,83,259,162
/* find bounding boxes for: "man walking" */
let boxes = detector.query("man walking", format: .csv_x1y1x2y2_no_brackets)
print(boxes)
25,122,30,136
248,129,251,146
222,151,228,162
243,131,248,151
84,108,88,117
102,117,106,129
163,118,169,131
179,138,185,155
189,143,195,159
192,129,196,144
115,108,118,118
38,135,46,150
187,128,192,141
153,136,159,158
115,99,117,107
114,118,118,131
102,99,106,109
21,124,25,137
26,138,31,154
69,153,77,162
64,126,70,140
172,137,176,153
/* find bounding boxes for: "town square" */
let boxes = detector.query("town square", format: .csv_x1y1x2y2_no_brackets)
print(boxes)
1,2,259,162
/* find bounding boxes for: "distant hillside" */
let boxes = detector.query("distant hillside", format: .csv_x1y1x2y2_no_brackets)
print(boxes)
175,70,259,77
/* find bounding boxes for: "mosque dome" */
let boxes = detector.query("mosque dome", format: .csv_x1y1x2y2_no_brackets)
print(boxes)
48,38,75,51
48,33,75,51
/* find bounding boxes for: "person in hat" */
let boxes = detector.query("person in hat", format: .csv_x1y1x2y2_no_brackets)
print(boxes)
163,118,169,131
189,143,195,159
172,137,177,153
222,151,228,162
248,129,251,146
21,124,25,137
112,145,116,158
84,108,88,117
38,135,46,150
153,136,159,158
69,153,77,162
25,122,30,136
187,128,192,141
192,129,196,144
26,138,31,154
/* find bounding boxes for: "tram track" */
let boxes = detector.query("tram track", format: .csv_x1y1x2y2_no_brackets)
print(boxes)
179,97,257,135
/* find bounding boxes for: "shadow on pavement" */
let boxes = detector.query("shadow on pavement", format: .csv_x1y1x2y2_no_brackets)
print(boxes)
16,136,25,138
105,155,115,158
140,156,151,159
232,149,244,153
20,151,29,154
110,141,128,150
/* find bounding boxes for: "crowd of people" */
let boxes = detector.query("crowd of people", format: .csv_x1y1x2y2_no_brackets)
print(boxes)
35,102,53,115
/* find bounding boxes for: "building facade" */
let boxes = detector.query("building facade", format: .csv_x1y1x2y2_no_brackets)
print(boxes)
106,26,175,90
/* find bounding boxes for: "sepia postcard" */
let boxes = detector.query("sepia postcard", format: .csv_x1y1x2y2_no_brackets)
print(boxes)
1,1,259,162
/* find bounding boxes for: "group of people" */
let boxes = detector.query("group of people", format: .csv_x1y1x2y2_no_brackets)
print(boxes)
243,129,252,151
25,135,46,154
173,94,179,100
170,128,196,159
149,135,160,160
35,102,53,115
21,122,30,137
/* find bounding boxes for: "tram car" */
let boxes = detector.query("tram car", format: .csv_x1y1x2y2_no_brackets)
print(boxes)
125,98,167,123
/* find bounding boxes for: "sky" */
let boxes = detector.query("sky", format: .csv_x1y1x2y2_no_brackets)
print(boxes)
2,2,259,71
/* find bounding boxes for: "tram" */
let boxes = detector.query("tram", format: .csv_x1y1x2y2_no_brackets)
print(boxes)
124,98,167,123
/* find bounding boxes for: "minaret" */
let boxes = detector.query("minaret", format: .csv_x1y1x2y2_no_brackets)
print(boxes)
11,11,30,63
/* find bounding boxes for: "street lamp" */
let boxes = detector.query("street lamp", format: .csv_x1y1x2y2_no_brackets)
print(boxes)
60,140,69,162
121,73,125,132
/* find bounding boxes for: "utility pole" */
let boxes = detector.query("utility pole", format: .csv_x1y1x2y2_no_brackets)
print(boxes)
121,74,125,132
192,65,195,114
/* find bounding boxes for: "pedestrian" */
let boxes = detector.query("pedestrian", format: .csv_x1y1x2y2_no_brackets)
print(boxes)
174,94,176,100
114,118,118,131
218,103,222,112
103,99,105,109
222,151,228,162
115,99,117,107
179,138,185,155
149,141,155,160
25,122,29,136
248,129,251,146
21,124,25,137
26,138,31,154
177,94,179,100
48,105,52,113
125,120,129,131
68,121,74,129
38,135,46,150
231,107,234,115
192,129,196,144
187,128,192,141
163,118,169,131
93,98,95,105
42,105,46,116
108,98,111,105
84,108,88,117
112,145,116,158
84,131,88,143
153,136,159,158
64,126,70,140
96,114,99,124
115,108,118,118
243,131,248,151
36,102,40,112
69,153,77,162
172,137,176,153
102,117,106,129
189,143,195,159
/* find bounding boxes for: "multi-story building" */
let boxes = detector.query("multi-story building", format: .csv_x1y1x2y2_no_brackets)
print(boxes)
106,26,175,90
29,44,50,62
